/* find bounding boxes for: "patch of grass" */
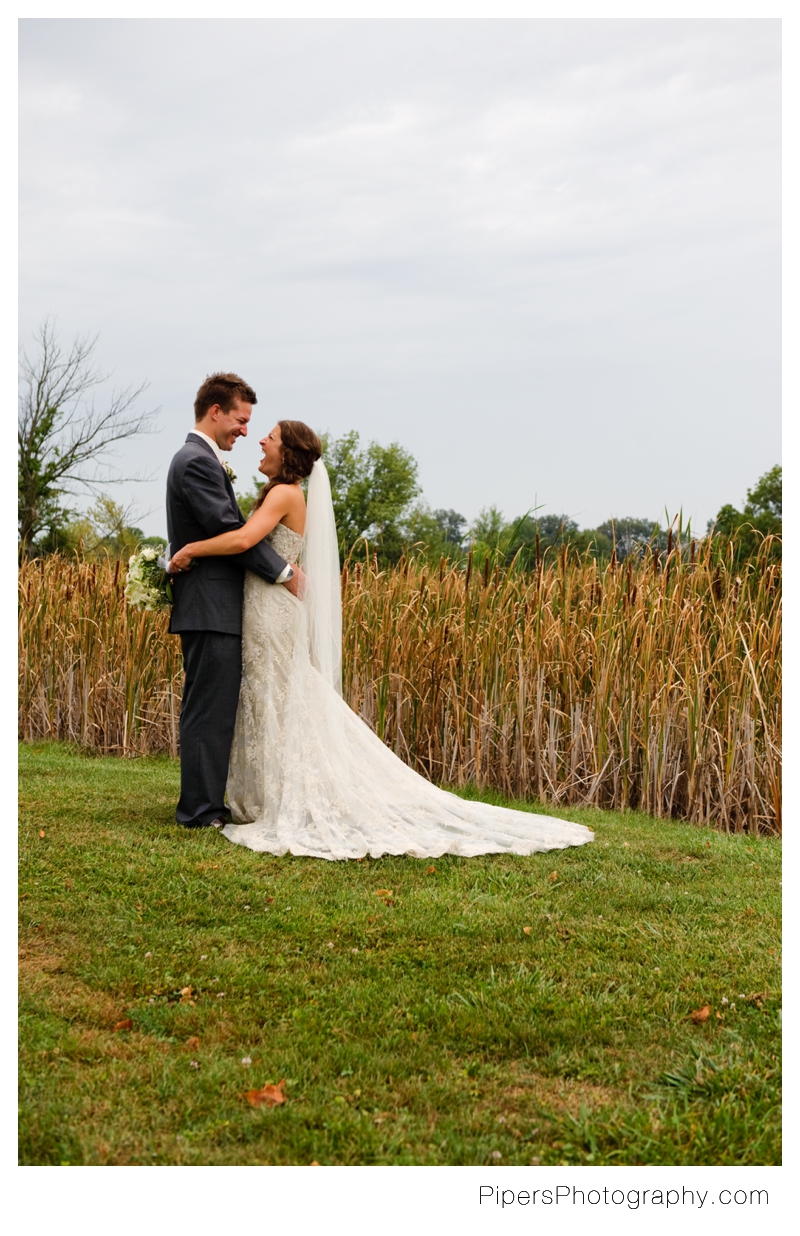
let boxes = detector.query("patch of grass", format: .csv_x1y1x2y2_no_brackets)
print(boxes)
18,742,781,1166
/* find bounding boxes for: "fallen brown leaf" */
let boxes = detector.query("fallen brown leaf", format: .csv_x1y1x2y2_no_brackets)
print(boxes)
426,866,436,874
375,889,393,897
113,1018,133,1032
180,986,195,1005
185,1036,200,1051
246,1078,287,1108
523,926,532,935
691,1004,711,1024
548,871,558,882
39,830,45,839
310,1160,320,1166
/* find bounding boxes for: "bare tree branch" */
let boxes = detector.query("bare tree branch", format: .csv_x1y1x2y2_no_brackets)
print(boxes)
18,318,159,554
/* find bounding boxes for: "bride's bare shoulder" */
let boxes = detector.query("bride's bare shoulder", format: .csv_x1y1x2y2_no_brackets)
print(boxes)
281,483,306,511
276,482,306,533
264,482,303,507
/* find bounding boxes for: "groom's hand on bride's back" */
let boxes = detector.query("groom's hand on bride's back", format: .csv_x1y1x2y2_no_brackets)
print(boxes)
283,565,306,600
167,547,193,573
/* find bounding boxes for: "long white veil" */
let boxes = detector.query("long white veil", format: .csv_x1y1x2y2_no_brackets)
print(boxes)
302,459,342,695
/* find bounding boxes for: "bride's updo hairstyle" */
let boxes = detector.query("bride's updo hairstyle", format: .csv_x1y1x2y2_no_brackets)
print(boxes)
255,420,322,509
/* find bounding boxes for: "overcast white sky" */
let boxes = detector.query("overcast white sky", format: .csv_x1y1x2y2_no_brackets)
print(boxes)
19,17,780,540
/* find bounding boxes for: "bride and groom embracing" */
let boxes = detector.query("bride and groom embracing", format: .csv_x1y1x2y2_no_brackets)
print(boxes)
166,372,593,861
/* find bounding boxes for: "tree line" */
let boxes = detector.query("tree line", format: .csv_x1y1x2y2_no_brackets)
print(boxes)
237,436,780,569
19,321,780,567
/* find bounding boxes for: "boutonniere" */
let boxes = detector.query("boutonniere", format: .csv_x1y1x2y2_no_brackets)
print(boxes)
223,460,237,483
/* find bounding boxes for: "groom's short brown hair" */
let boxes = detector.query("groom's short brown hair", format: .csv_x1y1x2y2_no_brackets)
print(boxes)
194,373,258,420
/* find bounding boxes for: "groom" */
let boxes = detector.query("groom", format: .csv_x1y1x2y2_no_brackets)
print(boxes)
166,372,302,829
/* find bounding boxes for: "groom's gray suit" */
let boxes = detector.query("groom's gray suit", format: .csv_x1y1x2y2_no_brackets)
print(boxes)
166,433,289,828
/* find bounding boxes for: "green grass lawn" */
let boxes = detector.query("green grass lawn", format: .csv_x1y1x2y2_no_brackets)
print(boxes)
18,742,781,1167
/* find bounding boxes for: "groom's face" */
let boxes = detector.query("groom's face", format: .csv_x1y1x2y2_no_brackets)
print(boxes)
213,399,252,451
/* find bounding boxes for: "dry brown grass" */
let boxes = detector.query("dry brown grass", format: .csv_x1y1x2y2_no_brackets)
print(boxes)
19,555,183,757
18,539,781,833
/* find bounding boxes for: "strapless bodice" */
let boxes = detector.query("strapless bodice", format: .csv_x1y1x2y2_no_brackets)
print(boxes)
267,522,304,563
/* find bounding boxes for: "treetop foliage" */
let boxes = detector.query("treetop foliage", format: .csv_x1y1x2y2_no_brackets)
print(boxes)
319,430,420,563
708,465,781,562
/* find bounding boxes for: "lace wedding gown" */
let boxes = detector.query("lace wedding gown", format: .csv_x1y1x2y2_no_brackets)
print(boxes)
224,522,593,860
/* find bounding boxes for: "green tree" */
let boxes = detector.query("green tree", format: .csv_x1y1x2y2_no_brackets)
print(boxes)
320,431,420,564
505,512,584,567
570,527,615,560
746,464,782,521
468,506,508,564
710,465,781,560
468,508,588,569
400,506,468,562
431,508,468,548
235,476,264,520
18,319,156,557
49,495,150,560
592,517,665,561
468,507,671,570
78,495,147,559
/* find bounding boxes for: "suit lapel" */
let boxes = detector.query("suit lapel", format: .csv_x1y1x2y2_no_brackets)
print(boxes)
185,433,243,525
220,468,244,522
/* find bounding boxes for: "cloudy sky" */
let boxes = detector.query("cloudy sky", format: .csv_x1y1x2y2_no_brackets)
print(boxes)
19,18,780,540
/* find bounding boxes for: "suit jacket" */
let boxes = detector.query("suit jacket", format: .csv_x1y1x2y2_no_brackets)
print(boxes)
166,434,289,635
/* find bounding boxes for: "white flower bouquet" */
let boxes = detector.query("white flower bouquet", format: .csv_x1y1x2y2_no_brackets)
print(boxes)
124,545,173,612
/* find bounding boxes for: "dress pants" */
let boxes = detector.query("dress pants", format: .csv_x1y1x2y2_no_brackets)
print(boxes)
176,630,242,828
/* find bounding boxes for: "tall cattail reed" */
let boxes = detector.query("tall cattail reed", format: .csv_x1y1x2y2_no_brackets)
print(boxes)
19,538,781,834
18,555,184,758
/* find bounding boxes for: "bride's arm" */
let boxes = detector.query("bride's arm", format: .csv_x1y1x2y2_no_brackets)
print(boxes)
170,486,294,570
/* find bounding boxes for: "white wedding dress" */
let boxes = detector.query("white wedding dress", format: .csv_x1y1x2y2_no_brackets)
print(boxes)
223,478,593,861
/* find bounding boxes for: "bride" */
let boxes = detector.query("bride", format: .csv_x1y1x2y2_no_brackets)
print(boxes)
169,421,593,860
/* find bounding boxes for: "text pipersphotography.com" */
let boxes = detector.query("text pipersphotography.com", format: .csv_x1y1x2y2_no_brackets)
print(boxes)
478,1185,769,1210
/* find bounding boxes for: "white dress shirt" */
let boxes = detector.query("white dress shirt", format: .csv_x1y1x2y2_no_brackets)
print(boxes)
182,429,293,584
188,427,227,465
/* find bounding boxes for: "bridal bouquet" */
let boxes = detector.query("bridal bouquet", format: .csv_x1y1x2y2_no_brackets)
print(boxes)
124,545,173,612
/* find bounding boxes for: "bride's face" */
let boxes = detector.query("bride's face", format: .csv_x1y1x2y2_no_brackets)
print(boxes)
258,425,283,477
